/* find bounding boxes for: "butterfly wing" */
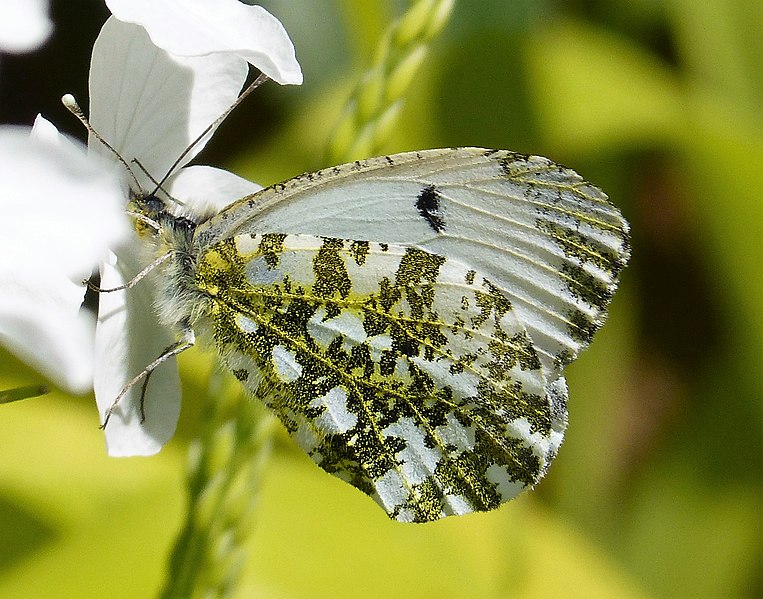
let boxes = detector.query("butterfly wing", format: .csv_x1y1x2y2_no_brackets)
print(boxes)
194,234,567,522
195,148,630,379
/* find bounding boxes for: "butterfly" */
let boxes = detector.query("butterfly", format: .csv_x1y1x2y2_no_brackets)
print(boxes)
120,147,630,523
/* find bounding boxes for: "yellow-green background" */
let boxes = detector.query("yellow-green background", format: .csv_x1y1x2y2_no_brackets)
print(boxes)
0,1,760,597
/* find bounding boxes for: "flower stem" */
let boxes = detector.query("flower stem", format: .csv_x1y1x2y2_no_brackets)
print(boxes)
159,369,277,599
0,384,49,404
327,0,456,164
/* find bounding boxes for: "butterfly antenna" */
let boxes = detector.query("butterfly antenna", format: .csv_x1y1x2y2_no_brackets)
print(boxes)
61,94,141,191
151,71,270,195
131,158,186,207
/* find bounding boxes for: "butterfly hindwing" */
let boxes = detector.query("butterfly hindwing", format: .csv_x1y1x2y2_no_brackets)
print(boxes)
193,233,566,522
195,148,631,380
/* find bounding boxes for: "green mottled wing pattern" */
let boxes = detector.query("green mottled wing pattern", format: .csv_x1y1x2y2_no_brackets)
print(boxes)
194,233,566,522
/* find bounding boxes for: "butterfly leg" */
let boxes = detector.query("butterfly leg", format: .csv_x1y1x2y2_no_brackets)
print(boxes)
85,251,173,293
138,370,154,424
100,328,195,429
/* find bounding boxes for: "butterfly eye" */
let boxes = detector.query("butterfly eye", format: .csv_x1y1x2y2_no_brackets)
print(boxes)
142,194,165,215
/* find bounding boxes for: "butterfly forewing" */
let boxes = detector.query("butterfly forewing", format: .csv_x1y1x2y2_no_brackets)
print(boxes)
193,233,566,522
195,148,630,379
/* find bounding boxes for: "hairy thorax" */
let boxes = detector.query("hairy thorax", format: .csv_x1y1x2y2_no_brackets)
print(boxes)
151,210,212,333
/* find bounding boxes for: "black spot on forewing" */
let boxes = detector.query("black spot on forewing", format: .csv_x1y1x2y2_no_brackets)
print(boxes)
416,185,446,233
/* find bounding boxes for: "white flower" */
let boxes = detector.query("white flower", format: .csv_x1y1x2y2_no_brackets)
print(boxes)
87,4,302,456
104,0,302,85
0,119,128,393
0,0,52,53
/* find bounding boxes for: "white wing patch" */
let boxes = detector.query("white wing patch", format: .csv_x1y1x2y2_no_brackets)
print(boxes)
271,345,302,383
309,386,357,434
384,417,442,486
308,307,367,351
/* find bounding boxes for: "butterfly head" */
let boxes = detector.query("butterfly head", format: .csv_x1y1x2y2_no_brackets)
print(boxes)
128,191,197,244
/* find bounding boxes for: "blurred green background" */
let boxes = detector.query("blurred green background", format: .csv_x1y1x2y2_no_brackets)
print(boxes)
0,1,760,597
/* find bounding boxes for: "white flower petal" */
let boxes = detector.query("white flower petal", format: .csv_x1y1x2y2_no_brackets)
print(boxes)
105,0,302,84
166,164,262,220
0,125,128,278
30,113,67,146
30,114,88,158
0,126,127,393
89,17,249,185
94,249,181,457
0,0,52,53
0,278,94,394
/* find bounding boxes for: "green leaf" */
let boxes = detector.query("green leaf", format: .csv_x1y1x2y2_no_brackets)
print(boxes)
525,18,683,154
680,87,763,382
670,0,763,111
